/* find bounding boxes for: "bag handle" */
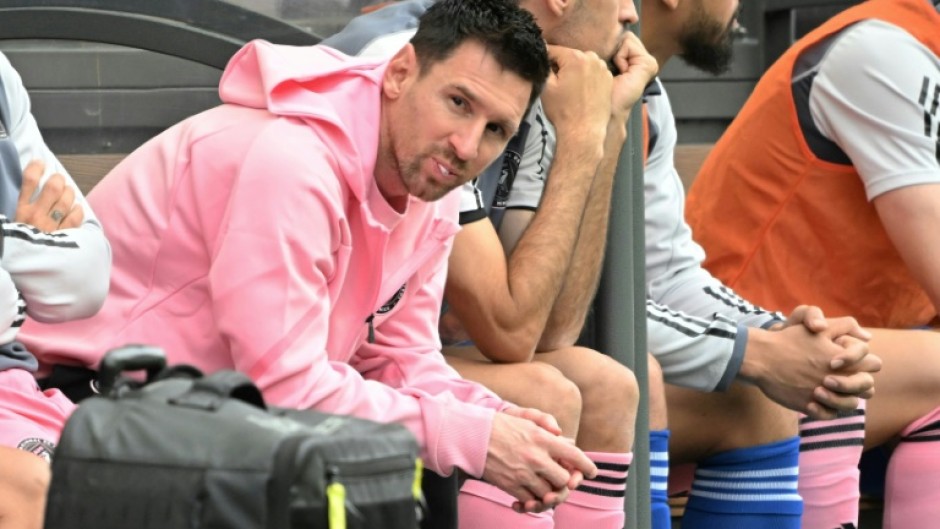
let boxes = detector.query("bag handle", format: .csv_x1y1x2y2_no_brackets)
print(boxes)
98,344,167,395
170,370,267,411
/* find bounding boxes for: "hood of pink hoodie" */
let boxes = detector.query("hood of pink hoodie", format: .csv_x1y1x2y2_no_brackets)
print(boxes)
219,40,389,202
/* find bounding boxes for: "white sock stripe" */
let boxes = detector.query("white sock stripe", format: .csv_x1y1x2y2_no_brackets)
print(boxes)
650,482,669,492
692,479,798,491
690,490,803,503
695,467,799,479
649,452,669,462
650,467,669,477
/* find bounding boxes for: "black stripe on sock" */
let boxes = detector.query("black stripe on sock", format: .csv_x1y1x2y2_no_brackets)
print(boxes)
908,419,940,436
594,461,630,472
576,484,626,497
927,110,934,137
800,422,866,438
799,438,865,452
800,408,864,425
901,434,940,443
584,474,628,485
920,76,930,106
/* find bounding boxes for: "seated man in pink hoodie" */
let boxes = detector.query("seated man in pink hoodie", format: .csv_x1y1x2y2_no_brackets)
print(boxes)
19,0,597,520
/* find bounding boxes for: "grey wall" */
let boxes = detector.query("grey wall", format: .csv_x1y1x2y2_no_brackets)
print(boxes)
0,0,861,154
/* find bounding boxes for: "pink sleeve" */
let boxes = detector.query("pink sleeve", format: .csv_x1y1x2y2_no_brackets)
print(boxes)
353,242,509,476
204,128,496,477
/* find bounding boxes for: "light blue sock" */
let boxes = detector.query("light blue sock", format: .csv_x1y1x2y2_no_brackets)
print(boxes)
649,429,671,529
682,436,802,529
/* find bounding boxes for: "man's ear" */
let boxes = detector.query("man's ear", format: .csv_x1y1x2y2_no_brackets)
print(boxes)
661,0,680,12
383,43,418,100
544,0,574,19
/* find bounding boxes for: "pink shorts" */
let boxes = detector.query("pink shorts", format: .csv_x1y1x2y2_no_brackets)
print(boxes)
0,368,75,461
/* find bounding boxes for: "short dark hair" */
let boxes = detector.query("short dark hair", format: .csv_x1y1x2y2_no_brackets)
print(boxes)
410,0,549,110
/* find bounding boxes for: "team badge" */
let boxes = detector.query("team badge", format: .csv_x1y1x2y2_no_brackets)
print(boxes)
17,437,56,462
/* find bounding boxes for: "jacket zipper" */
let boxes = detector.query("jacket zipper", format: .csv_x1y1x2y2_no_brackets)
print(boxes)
362,238,448,345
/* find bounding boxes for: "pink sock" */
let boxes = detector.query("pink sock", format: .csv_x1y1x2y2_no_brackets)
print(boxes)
458,479,553,529
884,405,940,529
797,402,865,529
553,451,632,529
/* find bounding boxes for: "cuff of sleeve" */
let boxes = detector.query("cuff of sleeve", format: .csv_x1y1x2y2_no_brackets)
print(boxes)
459,209,488,225
760,314,784,329
426,402,496,479
0,216,8,259
714,324,747,391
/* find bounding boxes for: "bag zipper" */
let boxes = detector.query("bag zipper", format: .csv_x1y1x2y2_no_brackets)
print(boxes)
326,455,421,528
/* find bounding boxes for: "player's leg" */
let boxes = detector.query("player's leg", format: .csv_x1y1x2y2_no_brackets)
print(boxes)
666,383,802,529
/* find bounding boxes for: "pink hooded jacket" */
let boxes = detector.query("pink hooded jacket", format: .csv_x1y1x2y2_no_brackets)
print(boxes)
21,41,505,477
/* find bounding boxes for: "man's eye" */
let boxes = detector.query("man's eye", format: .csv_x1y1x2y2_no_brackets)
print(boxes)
486,123,506,138
451,96,466,108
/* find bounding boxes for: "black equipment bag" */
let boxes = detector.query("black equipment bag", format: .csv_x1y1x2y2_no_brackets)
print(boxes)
44,345,424,529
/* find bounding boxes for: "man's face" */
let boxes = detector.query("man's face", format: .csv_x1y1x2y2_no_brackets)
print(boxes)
550,0,638,61
678,0,741,74
383,41,530,203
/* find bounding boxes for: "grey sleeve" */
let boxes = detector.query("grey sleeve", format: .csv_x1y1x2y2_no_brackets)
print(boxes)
0,52,111,323
810,20,940,200
504,101,553,211
646,300,748,391
643,82,781,389
321,0,431,57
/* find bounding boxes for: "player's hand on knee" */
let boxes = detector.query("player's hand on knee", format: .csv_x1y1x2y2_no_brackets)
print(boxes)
484,411,596,512
806,371,874,419
502,406,564,436
822,371,876,400
776,305,871,343
828,334,881,374
743,326,862,417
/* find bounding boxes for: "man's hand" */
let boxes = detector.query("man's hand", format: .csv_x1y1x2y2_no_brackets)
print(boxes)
772,305,881,405
742,322,882,419
609,31,659,121
773,304,872,343
483,409,596,513
502,405,563,436
541,45,613,147
16,160,83,232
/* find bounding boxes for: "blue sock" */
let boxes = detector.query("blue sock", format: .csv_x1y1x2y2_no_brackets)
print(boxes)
650,429,671,529
682,436,802,529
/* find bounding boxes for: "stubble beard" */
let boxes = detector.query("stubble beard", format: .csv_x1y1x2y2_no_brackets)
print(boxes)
400,147,464,203
678,11,736,75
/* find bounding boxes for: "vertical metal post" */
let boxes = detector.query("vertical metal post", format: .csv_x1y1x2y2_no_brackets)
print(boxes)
595,19,650,529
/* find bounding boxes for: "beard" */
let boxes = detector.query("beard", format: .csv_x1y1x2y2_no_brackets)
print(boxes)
399,147,466,203
678,9,737,75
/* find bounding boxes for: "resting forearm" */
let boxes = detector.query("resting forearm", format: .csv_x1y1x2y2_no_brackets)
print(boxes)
496,137,605,358
539,122,627,350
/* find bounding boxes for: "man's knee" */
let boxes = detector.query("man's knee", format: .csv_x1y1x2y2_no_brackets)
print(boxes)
0,447,50,529
570,348,639,422
520,362,583,435
667,383,797,458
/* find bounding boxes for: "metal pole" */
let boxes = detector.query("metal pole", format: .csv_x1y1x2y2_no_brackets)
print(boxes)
595,20,650,529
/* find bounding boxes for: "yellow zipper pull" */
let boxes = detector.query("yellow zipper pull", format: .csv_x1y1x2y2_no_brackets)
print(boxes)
327,479,347,529
412,458,424,500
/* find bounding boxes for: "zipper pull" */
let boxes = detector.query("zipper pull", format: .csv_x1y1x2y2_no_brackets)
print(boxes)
326,467,347,529
365,315,375,344
412,458,428,523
